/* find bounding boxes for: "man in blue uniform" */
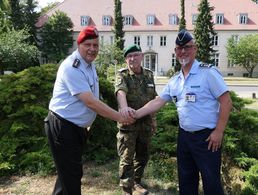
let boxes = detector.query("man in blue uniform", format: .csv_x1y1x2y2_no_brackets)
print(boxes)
132,29,232,195
44,26,134,195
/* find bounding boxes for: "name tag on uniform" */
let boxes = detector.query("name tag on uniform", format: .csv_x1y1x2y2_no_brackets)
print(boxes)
185,93,196,102
147,84,154,87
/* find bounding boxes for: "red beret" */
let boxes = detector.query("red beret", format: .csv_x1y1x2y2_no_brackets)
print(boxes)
77,26,99,45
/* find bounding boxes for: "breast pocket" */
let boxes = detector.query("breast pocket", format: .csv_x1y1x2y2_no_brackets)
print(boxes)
188,85,204,102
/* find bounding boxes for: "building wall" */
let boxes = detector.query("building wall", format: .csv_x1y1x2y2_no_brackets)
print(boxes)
37,0,258,77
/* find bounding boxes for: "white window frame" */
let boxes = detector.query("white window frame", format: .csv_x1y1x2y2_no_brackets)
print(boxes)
147,14,155,25
169,14,178,25
232,34,240,43
134,36,140,46
213,53,219,67
172,53,176,67
216,14,224,24
80,16,90,26
124,15,133,25
212,35,219,46
147,35,153,47
160,36,167,46
239,13,248,24
110,36,114,45
102,15,112,26
192,14,198,24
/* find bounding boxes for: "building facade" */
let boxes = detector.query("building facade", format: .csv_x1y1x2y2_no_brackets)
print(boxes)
37,0,258,77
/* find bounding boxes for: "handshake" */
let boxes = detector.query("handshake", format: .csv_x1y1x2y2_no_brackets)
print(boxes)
118,106,138,125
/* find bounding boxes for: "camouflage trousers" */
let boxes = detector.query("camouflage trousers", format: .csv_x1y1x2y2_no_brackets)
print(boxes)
117,124,152,188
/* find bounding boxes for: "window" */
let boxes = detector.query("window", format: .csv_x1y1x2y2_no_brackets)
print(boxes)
228,60,236,68
160,36,167,46
172,53,176,67
212,35,219,46
102,15,112,26
134,36,140,45
227,73,234,76
169,14,178,25
124,15,133,25
147,35,153,47
232,34,240,43
147,14,155,25
243,73,249,77
213,53,219,67
81,16,90,26
192,14,198,24
216,14,224,24
239,13,248,24
110,36,114,45
100,36,104,45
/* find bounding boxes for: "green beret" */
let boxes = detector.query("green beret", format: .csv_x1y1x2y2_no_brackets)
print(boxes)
124,44,142,57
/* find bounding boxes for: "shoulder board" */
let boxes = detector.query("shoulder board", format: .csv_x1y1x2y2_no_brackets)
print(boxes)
199,63,214,68
118,68,128,72
72,59,80,68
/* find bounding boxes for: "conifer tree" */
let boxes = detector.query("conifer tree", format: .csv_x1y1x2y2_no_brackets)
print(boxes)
194,0,216,63
113,0,124,51
179,0,186,31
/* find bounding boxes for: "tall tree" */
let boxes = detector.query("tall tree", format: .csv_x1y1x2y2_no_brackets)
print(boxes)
227,34,258,78
23,0,40,45
39,11,74,63
194,0,216,63
179,0,186,31
113,0,124,52
9,0,24,30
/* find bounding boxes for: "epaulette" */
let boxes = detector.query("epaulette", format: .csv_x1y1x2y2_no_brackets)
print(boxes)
72,59,80,68
118,67,128,73
143,67,153,72
199,63,214,68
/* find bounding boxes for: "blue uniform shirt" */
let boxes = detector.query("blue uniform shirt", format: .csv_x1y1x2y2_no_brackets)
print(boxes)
49,49,99,128
160,60,228,131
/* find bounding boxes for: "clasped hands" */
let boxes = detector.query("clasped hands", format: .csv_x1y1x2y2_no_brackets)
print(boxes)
119,106,138,125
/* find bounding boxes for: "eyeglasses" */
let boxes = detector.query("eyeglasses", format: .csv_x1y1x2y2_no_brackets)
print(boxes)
175,45,195,52
126,53,142,58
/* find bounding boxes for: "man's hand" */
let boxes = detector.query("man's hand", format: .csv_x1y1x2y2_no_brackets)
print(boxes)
118,113,135,125
119,107,135,118
206,130,224,152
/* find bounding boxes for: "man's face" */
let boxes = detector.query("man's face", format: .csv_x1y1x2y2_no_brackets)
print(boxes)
125,52,143,73
174,41,197,67
78,38,99,63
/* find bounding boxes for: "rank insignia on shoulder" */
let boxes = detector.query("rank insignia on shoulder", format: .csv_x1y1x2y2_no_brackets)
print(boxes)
199,63,213,68
72,59,80,68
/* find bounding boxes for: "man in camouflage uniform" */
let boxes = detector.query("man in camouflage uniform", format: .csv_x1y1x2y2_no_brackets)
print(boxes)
115,44,157,195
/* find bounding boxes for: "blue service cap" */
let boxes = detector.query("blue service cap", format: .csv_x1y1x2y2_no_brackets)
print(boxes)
124,44,142,57
175,29,193,46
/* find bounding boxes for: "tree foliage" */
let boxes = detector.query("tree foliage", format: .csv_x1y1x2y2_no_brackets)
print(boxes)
227,34,258,78
194,0,216,64
179,0,186,31
39,11,73,63
113,0,124,52
39,11,74,63
0,29,39,74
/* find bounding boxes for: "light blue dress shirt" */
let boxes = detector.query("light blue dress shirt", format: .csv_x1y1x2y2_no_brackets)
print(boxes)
49,49,99,128
160,60,228,131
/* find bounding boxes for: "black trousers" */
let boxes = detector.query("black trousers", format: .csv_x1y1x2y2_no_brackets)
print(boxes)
177,127,224,195
44,111,87,195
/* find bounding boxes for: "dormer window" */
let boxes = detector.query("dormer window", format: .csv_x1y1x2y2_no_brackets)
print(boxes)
81,16,90,26
216,14,224,24
124,15,134,25
169,14,178,25
147,14,155,25
102,15,112,26
239,13,248,24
